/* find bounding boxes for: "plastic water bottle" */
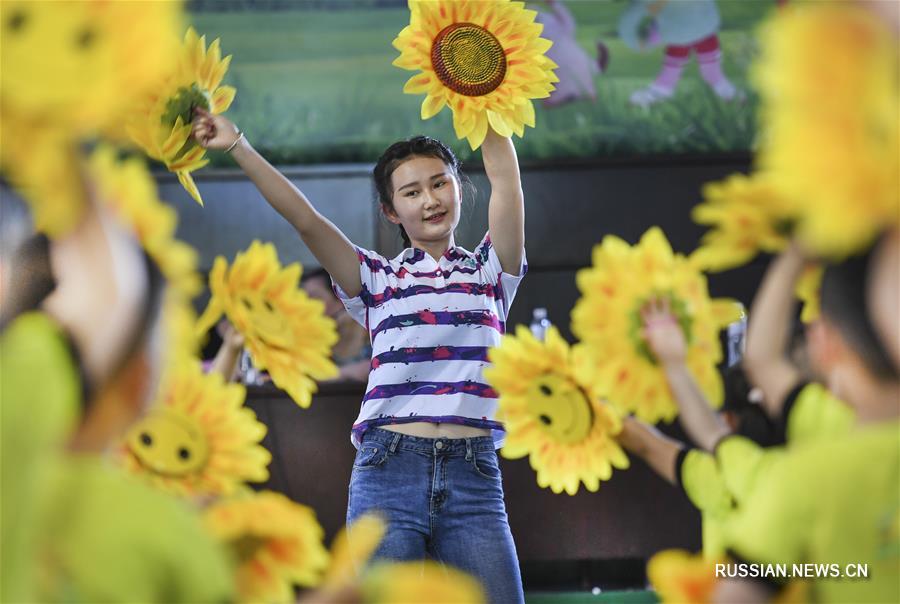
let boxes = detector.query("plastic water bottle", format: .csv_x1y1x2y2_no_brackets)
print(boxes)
726,303,748,367
530,307,551,341
240,349,262,385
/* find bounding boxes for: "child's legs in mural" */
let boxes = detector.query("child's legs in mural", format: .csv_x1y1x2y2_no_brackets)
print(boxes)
630,44,689,107
694,34,741,100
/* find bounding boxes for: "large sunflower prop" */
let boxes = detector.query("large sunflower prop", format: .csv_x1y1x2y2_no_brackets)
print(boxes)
485,325,629,495
0,1,182,237
0,124,86,238
753,4,899,258
203,490,329,604
572,227,742,424
0,0,181,138
196,241,339,408
120,362,270,497
689,173,793,273
393,0,558,149
128,27,236,205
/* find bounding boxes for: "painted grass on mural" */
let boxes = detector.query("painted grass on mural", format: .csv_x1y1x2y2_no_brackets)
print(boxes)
191,1,770,165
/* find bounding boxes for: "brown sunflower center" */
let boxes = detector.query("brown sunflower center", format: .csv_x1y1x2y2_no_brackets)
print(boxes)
431,22,506,97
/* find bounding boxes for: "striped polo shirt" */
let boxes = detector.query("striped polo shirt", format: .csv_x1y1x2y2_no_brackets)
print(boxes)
333,233,527,449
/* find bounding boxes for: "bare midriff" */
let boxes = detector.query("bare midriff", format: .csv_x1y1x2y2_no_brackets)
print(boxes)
380,422,491,439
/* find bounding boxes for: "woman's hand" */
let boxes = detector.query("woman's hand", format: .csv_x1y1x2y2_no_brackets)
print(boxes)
191,107,241,151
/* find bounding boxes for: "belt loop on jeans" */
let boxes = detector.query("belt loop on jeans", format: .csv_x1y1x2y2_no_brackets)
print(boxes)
388,432,401,454
465,438,473,461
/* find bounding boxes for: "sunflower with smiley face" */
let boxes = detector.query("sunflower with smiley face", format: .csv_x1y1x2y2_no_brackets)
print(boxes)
196,241,339,408
392,0,558,150
572,227,742,424
120,362,270,498
0,0,182,236
485,325,629,495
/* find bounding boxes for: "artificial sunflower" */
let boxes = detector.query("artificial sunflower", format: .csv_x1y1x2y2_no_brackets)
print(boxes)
0,121,86,237
120,362,271,498
128,27,236,205
572,227,742,424
0,0,182,237
393,0,558,149
795,264,823,324
363,561,485,604
203,490,329,604
690,173,793,273
0,1,182,237
753,3,899,258
161,291,204,378
0,0,181,139
484,325,629,495
196,241,339,408
647,549,720,604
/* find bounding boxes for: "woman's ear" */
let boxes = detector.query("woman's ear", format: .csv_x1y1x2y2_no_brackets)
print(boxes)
382,204,401,225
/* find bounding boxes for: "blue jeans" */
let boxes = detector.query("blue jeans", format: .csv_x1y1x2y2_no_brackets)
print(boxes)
347,428,524,604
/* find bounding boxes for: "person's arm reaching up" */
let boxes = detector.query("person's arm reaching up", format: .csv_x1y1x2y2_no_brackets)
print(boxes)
482,128,525,276
743,246,805,419
642,298,731,451
192,109,362,297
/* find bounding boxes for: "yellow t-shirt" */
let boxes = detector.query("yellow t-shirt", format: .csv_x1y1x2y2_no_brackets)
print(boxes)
727,420,900,604
0,312,81,602
677,382,855,559
37,456,235,603
782,382,856,446
679,448,733,558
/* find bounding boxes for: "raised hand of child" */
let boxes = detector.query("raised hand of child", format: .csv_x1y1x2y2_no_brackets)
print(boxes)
640,297,687,366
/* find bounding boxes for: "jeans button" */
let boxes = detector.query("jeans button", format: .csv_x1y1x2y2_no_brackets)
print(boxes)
435,441,444,450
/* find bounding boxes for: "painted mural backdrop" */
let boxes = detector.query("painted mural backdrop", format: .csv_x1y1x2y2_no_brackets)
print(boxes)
190,0,776,165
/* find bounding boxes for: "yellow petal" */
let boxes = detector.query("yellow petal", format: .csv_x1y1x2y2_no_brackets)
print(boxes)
212,86,237,114
403,73,434,95
421,94,446,120
177,171,204,206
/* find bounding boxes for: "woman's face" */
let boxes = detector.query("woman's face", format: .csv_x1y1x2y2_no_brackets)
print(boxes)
385,155,461,247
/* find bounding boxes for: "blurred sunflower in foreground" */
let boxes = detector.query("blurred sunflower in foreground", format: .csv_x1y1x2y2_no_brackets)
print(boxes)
204,491,329,603
120,362,270,498
647,549,721,604
0,0,182,236
690,173,794,273
753,3,899,258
